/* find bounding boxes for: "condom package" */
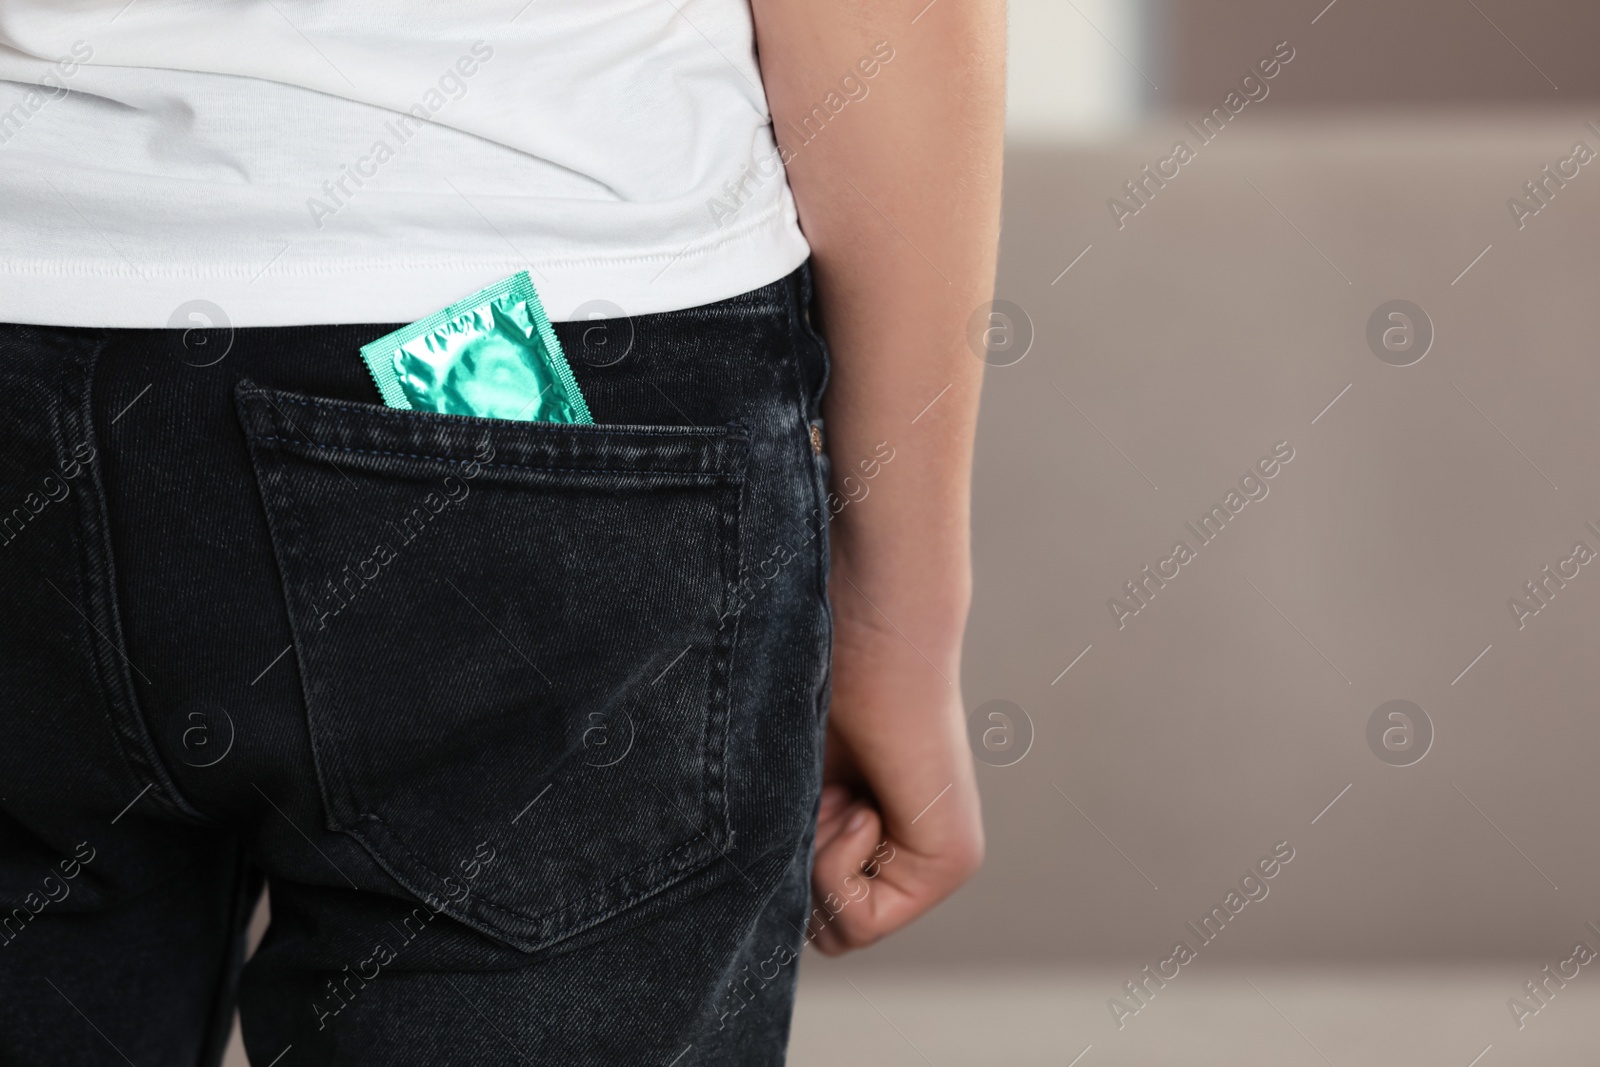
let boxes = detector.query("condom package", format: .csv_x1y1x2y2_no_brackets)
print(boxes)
361,271,593,424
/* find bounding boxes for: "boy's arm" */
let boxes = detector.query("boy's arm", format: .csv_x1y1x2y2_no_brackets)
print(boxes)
749,0,1006,952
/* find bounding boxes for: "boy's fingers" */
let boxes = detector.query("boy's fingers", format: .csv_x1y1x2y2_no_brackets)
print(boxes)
809,917,846,956
814,806,859,860
808,803,884,954
815,784,854,838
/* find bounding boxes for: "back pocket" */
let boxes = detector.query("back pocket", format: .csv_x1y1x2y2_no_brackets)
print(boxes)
235,382,748,953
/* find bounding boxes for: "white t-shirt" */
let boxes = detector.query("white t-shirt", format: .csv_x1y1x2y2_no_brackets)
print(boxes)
0,0,809,326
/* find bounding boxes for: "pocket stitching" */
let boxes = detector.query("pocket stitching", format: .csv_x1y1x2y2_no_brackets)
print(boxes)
355,810,717,932
246,389,736,438
244,433,741,480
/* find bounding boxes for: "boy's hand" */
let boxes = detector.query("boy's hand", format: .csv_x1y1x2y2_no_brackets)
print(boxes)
806,583,983,955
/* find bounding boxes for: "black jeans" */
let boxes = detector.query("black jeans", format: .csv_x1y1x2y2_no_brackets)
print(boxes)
0,267,833,1066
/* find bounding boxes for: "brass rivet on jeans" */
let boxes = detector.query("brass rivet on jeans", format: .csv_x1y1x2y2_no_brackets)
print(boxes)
809,423,823,455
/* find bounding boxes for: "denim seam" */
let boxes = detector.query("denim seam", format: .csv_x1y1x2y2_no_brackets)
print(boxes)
249,391,740,436
74,330,212,824
235,434,348,848
705,443,745,853
790,267,835,619
245,434,743,480
793,266,836,733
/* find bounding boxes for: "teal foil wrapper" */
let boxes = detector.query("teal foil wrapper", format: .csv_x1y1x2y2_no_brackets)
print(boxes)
360,272,593,424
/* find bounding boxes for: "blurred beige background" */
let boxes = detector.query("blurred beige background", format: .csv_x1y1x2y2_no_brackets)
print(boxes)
867,108,1600,966
232,1,1600,1063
